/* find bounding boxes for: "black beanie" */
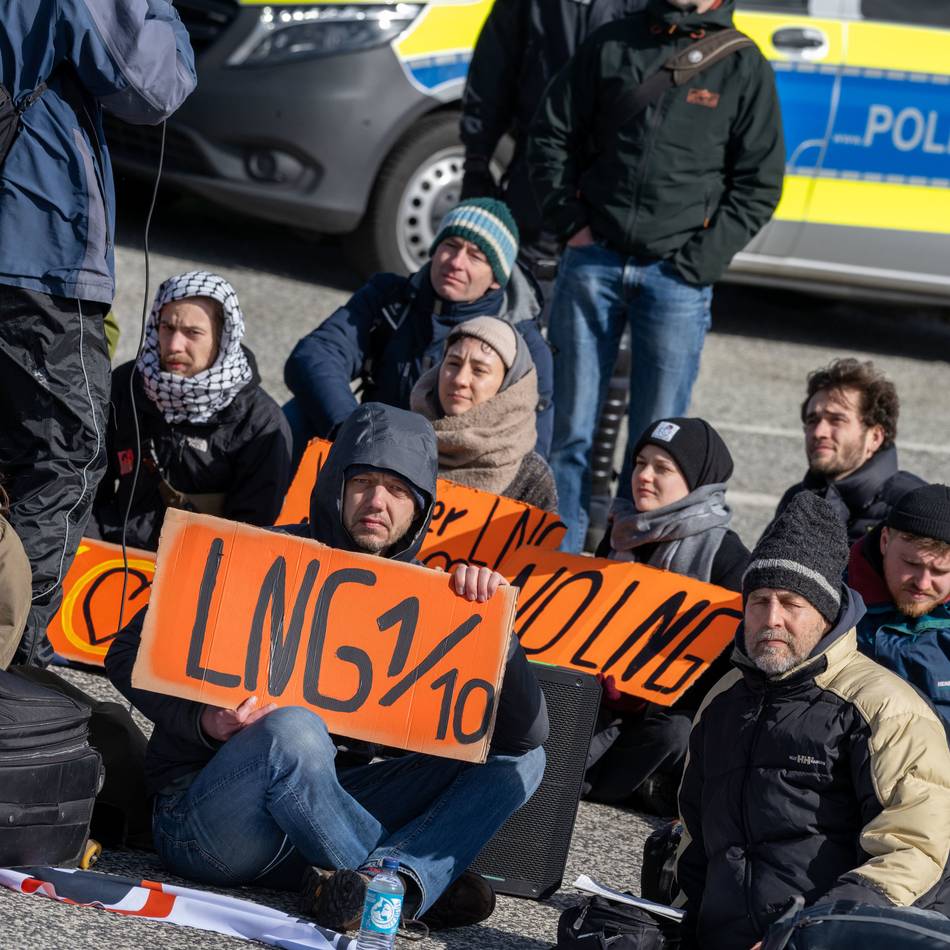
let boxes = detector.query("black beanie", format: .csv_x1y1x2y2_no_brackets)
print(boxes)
632,418,734,492
743,491,849,622
886,483,950,544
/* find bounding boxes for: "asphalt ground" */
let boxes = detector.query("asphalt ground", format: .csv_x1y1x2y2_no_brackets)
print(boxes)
2,182,948,948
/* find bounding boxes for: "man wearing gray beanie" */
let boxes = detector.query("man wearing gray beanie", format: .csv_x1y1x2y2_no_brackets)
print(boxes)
848,483,950,731
675,491,950,950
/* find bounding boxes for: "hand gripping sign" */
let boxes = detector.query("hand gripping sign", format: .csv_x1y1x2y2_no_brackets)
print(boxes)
132,510,517,762
278,439,566,570
47,539,156,665
499,547,743,706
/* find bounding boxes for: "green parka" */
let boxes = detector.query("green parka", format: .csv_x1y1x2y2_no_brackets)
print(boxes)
527,0,785,286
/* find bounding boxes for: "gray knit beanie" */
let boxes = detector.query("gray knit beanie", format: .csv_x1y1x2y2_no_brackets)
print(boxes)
743,491,850,622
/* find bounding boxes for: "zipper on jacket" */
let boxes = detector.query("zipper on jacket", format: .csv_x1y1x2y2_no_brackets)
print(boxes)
739,690,768,935
0,740,93,765
623,87,669,248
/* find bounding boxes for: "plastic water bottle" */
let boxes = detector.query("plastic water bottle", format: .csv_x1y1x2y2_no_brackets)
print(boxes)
356,858,404,949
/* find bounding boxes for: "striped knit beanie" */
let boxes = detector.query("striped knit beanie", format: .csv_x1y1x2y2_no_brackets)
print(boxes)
743,491,849,622
430,198,520,287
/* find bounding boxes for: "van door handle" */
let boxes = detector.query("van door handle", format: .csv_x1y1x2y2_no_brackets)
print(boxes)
772,27,828,52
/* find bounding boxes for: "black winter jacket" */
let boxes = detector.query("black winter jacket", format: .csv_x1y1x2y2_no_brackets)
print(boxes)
460,0,648,236
677,588,950,950
92,355,292,551
285,264,553,457
528,0,784,285
774,443,925,544
105,403,548,796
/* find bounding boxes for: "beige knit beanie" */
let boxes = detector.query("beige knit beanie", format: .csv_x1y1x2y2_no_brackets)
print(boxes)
446,316,518,369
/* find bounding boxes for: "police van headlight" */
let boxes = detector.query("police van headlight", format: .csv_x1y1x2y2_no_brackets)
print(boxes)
227,4,423,66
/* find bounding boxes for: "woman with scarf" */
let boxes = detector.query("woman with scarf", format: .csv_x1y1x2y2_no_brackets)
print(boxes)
91,272,292,551
410,316,557,511
584,417,749,814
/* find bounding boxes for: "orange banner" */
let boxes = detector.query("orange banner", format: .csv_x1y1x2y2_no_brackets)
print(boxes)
499,547,742,706
47,539,156,665
133,510,517,762
277,438,566,570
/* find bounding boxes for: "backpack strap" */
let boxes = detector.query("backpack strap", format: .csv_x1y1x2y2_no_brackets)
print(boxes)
601,29,756,141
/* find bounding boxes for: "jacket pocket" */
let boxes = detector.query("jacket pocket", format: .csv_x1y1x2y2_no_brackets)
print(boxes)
72,128,110,278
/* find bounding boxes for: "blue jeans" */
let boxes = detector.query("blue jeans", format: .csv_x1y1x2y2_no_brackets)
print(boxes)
548,243,713,552
152,707,545,915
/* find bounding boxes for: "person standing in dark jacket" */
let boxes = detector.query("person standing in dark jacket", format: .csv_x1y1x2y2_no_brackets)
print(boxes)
459,0,648,278
105,402,547,934
773,357,924,543
91,272,292,550
584,417,748,812
528,0,784,552
0,0,196,664
848,484,950,733
676,491,950,950
284,198,553,463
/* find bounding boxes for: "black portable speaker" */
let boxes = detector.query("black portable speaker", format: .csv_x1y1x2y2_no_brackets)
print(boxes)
471,664,601,899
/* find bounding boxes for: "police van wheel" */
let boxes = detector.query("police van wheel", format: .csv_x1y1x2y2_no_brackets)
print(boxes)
347,112,465,278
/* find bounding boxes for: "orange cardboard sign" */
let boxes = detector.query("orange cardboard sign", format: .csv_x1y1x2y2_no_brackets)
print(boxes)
499,547,742,706
47,539,156,665
277,438,566,571
133,510,517,762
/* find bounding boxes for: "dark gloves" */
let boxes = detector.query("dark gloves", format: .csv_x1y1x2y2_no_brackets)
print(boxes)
460,154,500,201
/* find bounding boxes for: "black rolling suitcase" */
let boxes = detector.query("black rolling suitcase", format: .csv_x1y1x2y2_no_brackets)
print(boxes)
0,668,103,867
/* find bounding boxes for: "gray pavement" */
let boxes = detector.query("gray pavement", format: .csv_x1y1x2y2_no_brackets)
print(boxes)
3,183,948,948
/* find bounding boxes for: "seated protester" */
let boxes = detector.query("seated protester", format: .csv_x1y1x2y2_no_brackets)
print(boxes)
677,492,950,950
92,272,292,551
848,483,950,732
283,198,553,461
105,403,548,934
584,418,749,813
410,316,557,511
774,357,923,542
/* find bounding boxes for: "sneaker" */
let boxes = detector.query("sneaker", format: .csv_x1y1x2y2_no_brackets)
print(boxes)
300,866,371,932
419,871,496,931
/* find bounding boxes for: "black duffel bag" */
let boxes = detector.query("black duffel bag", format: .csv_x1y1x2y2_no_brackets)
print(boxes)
557,895,680,949
763,900,950,949
0,668,103,867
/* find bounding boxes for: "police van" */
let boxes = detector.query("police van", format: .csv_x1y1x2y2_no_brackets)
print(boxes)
109,0,950,301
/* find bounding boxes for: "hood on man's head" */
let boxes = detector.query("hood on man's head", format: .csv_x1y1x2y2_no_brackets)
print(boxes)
309,403,438,563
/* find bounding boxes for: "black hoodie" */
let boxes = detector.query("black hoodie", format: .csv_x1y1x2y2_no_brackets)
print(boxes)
106,403,547,797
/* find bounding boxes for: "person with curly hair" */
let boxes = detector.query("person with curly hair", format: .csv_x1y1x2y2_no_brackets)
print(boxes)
773,358,923,542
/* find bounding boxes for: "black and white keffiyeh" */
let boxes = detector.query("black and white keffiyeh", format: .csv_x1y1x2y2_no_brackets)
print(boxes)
137,271,253,424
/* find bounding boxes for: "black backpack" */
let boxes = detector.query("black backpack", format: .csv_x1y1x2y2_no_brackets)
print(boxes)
557,896,681,950
0,668,103,866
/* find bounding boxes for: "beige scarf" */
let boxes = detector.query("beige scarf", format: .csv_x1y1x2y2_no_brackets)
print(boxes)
410,365,538,494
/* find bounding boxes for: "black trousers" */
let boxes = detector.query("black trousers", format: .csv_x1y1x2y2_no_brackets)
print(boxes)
0,284,110,665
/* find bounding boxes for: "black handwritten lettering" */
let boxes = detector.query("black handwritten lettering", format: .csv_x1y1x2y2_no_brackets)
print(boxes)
518,571,604,655
464,497,499,568
377,597,419,677
510,564,567,618
438,506,468,538
570,580,641,668
453,678,494,744
83,566,151,645
302,568,376,712
619,598,710,680
431,667,458,741
186,538,240,687
643,606,742,694
244,556,321,696
380,614,482,706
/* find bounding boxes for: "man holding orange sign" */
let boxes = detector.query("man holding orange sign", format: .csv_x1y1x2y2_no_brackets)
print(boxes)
106,404,548,936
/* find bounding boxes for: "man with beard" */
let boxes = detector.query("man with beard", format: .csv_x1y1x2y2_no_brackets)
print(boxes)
675,490,950,950
774,358,923,542
848,483,950,732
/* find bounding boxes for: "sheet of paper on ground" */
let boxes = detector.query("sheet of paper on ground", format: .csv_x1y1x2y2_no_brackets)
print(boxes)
277,438,566,570
132,510,517,762
47,539,156,665
499,547,742,705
